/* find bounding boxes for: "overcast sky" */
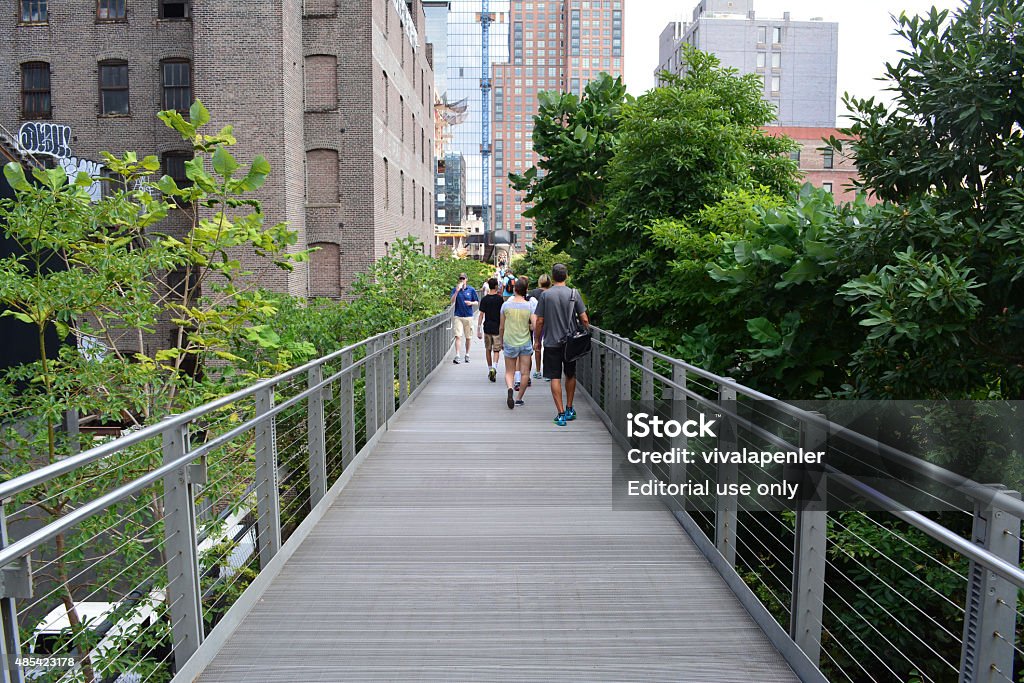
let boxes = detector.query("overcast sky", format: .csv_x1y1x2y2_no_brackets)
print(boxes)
624,0,963,124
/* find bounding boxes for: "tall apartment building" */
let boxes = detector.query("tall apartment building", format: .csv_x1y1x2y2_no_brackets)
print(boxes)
656,0,837,127
492,0,623,251
3,0,436,300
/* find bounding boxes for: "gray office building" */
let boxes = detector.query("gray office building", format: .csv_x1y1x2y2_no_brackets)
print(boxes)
656,0,837,127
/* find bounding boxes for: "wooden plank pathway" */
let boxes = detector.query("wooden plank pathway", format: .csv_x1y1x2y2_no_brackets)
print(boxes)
197,348,799,682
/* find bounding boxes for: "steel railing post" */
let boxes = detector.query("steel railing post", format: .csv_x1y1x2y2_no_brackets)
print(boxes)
640,349,654,403
0,505,28,683
670,363,688,487
589,329,601,400
339,349,356,466
365,340,379,439
640,349,655,456
384,332,396,421
398,327,410,404
307,365,328,507
789,413,827,666
960,487,1021,683
254,387,282,568
715,382,738,566
161,422,204,670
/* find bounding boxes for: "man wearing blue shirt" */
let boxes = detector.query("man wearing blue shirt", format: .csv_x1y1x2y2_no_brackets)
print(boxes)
450,273,479,364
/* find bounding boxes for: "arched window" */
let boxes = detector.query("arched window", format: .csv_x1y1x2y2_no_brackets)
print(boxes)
161,59,192,112
309,243,340,297
98,60,129,116
21,62,51,119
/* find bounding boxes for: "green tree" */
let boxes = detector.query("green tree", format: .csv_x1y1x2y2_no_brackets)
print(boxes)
573,48,798,341
831,0,1024,398
510,72,630,249
0,101,306,682
509,238,574,286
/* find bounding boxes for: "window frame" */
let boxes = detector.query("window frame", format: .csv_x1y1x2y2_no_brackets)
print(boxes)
96,0,127,22
98,60,130,117
21,61,52,119
19,0,48,24
161,59,192,113
822,148,835,169
158,0,190,20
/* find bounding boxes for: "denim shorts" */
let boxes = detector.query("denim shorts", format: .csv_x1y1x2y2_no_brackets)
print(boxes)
503,342,533,358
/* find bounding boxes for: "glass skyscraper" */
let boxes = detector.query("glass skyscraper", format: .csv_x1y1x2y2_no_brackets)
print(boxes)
441,1,510,213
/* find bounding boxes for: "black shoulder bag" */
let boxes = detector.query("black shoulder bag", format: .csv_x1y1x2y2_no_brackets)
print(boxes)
561,289,592,362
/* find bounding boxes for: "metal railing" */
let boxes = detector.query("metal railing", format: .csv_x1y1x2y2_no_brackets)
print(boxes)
578,326,1023,683
0,308,454,683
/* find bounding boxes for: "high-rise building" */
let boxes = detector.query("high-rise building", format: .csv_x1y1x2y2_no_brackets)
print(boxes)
656,0,837,127
2,0,437,301
492,0,624,251
442,0,510,223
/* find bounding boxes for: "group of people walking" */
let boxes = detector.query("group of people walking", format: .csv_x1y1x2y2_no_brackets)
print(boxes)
450,262,589,427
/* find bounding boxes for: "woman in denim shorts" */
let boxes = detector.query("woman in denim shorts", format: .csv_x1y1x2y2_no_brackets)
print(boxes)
498,278,537,409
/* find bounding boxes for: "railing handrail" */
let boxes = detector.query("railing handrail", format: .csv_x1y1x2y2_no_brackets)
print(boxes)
590,325,1024,520
0,307,453,505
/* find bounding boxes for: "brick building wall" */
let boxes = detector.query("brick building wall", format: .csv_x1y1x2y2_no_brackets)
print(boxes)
3,0,436,305
762,126,874,204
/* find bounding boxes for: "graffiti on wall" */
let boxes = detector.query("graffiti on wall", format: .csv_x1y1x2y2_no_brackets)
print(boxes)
17,122,103,201
18,122,73,159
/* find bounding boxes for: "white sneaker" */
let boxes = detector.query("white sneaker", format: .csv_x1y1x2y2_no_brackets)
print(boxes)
464,355,470,363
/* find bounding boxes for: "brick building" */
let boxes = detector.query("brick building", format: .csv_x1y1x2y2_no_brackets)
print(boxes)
492,0,623,252
3,0,436,300
763,126,870,203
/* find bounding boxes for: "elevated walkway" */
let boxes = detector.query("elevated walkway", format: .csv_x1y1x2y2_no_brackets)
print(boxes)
194,356,798,682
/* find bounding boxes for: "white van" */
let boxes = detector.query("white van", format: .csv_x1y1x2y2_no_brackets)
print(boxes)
25,590,166,682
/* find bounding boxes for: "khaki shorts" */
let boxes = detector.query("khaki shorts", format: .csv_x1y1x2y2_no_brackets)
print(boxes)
484,333,502,352
453,316,474,338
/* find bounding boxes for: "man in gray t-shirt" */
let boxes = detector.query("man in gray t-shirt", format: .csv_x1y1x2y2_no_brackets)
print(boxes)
533,263,589,426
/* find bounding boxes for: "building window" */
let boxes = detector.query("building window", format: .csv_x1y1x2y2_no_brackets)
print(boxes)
99,60,129,116
412,179,417,219
97,0,126,21
400,96,405,140
770,76,780,93
306,149,339,204
757,26,767,44
21,62,51,119
772,26,782,43
162,151,193,205
304,0,335,16
159,0,189,19
309,243,340,297
20,0,47,23
400,170,405,215
756,52,765,69
383,72,389,126
822,182,833,193
771,52,781,69
304,55,338,110
822,148,834,169
383,158,390,208
789,150,801,163
161,59,191,112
